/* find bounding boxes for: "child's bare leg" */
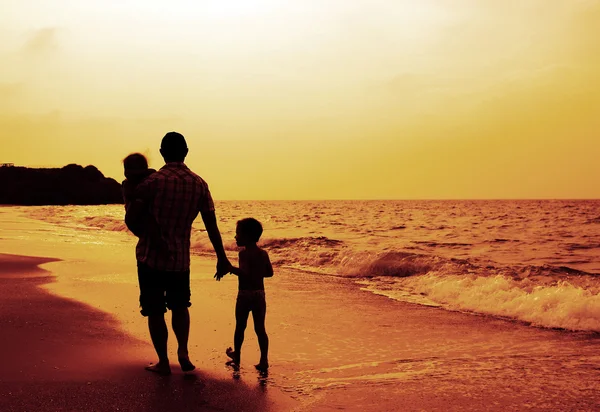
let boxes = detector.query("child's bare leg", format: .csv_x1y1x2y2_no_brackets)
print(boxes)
227,301,249,365
253,303,269,370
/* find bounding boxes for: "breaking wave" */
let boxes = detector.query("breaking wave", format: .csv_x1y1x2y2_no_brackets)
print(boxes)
247,241,600,332
362,272,600,332
347,252,600,332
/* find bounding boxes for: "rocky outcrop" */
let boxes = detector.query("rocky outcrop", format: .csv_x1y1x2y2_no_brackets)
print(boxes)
0,164,123,205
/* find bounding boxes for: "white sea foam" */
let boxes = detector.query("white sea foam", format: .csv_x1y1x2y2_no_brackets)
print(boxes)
80,216,128,232
366,273,600,332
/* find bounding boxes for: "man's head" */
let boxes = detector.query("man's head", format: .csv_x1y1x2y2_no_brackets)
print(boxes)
160,131,189,163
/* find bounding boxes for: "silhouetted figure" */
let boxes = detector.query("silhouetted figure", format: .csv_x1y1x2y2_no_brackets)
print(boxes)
218,218,273,371
126,132,232,376
122,153,156,237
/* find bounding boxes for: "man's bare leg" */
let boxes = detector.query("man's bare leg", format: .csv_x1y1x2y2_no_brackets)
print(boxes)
172,307,195,371
147,314,171,375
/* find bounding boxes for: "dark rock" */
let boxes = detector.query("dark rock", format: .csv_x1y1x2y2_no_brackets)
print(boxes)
0,164,123,205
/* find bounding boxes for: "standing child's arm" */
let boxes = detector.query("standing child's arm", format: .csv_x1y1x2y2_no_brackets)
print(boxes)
229,250,249,277
263,250,273,278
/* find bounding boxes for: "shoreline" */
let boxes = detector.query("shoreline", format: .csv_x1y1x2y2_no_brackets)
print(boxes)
0,253,298,412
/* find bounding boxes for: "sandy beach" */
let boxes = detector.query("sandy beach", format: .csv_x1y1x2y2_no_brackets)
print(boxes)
0,252,298,412
1,209,600,411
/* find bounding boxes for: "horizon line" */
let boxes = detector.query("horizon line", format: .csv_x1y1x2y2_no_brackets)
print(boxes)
214,198,600,201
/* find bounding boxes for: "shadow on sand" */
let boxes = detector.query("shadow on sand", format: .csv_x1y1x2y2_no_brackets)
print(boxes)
0,254,287,412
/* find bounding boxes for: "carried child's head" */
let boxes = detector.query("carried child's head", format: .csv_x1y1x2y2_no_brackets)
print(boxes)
235,218,263,247
123,153,149,181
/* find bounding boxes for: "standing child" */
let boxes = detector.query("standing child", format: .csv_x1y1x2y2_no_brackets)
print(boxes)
219,218,273,371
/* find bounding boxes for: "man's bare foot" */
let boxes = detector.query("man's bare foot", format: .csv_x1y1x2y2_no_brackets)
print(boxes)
145,362,172,376
178,356,196,372
226,347,240,365
254,361,269,372
177,350,195,372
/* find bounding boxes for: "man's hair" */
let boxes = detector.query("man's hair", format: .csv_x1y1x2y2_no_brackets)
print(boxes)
237,218,264,243
161,131,188,162
123,153,148,170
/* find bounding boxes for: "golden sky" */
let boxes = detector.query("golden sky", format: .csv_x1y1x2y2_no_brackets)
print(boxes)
1,0,599,199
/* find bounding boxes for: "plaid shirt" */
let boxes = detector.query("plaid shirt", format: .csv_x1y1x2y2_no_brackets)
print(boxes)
134,162,214,271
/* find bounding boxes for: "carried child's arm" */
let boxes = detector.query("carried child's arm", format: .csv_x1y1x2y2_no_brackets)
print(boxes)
123,178,154,238
124,198,146,237
122,180,134,210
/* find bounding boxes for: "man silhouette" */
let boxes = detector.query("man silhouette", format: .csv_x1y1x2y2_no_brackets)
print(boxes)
126,131,231,375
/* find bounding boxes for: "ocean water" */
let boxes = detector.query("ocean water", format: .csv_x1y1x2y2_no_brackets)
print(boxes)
15,199,600,333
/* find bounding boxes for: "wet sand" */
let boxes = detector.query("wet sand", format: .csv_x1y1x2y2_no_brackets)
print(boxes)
0,253,297,412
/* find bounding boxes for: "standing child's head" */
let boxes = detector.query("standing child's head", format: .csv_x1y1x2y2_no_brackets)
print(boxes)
123,153,149,181
235,218,263,247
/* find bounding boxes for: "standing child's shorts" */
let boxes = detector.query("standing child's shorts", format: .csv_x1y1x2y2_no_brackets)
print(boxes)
236,289,266,314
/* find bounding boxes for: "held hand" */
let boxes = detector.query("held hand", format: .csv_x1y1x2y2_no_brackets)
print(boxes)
214,258,232,281
217,257,233,274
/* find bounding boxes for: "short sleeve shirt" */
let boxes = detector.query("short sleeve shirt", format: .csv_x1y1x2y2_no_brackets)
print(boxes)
134,162,214,271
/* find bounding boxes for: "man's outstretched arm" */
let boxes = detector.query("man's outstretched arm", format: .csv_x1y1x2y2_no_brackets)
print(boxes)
200,210,232,279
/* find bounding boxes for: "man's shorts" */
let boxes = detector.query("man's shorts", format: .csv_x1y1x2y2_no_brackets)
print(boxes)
137,261,191,316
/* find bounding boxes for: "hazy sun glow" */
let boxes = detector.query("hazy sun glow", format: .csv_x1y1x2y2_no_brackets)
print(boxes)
1,0,599,199
201,0,279,17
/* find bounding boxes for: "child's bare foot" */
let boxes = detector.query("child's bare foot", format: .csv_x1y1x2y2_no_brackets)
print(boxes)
254,361,269,372
226,347,240,365
145,361,172,376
